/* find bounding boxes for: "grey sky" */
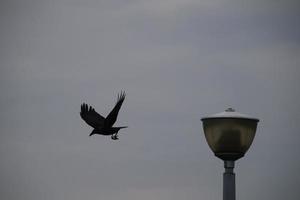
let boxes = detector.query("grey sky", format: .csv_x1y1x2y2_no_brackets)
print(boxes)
1,0,299,200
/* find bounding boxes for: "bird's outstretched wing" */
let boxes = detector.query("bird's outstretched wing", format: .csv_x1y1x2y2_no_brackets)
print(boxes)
105,91,126,127
80,103,105,129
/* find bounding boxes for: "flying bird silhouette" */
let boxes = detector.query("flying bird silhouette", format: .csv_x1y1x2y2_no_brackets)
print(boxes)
80,91,127,140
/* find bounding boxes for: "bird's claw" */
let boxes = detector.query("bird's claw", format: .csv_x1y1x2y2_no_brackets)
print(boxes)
111,134,119,140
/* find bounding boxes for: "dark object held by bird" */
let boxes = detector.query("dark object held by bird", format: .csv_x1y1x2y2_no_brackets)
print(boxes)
80,91,127,140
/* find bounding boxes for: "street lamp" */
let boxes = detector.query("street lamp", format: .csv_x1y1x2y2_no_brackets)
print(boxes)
201,108,259,200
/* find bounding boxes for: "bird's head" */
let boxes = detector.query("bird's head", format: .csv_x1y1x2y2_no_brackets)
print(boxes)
89,130,97,136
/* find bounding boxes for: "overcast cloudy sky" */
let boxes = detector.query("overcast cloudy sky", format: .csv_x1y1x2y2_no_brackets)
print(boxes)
1,0,299,200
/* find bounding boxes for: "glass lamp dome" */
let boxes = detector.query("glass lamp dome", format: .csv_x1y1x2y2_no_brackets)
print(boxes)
201,108,259,161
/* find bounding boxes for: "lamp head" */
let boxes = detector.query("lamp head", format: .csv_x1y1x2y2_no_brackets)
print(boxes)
201,108,259,161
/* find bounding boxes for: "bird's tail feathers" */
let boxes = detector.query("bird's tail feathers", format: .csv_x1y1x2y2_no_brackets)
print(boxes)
117,126,128,129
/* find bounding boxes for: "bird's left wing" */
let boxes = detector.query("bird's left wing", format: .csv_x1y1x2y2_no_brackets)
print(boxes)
80,103,105,129
105,91,126,127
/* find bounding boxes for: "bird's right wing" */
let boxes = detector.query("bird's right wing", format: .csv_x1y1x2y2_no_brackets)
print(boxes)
105,91,126,127
80,103,105,129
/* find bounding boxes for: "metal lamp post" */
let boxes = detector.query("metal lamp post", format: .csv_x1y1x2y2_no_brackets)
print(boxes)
201,108,259,200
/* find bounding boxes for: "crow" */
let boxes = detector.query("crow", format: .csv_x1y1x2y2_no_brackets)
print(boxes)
80,91,127,140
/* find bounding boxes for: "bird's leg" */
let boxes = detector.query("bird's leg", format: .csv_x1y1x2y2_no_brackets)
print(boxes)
111,133,119,140
113,133,119,140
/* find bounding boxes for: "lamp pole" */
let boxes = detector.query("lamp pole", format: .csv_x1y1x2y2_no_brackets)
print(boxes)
201,108,259,200
223,160,235,200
